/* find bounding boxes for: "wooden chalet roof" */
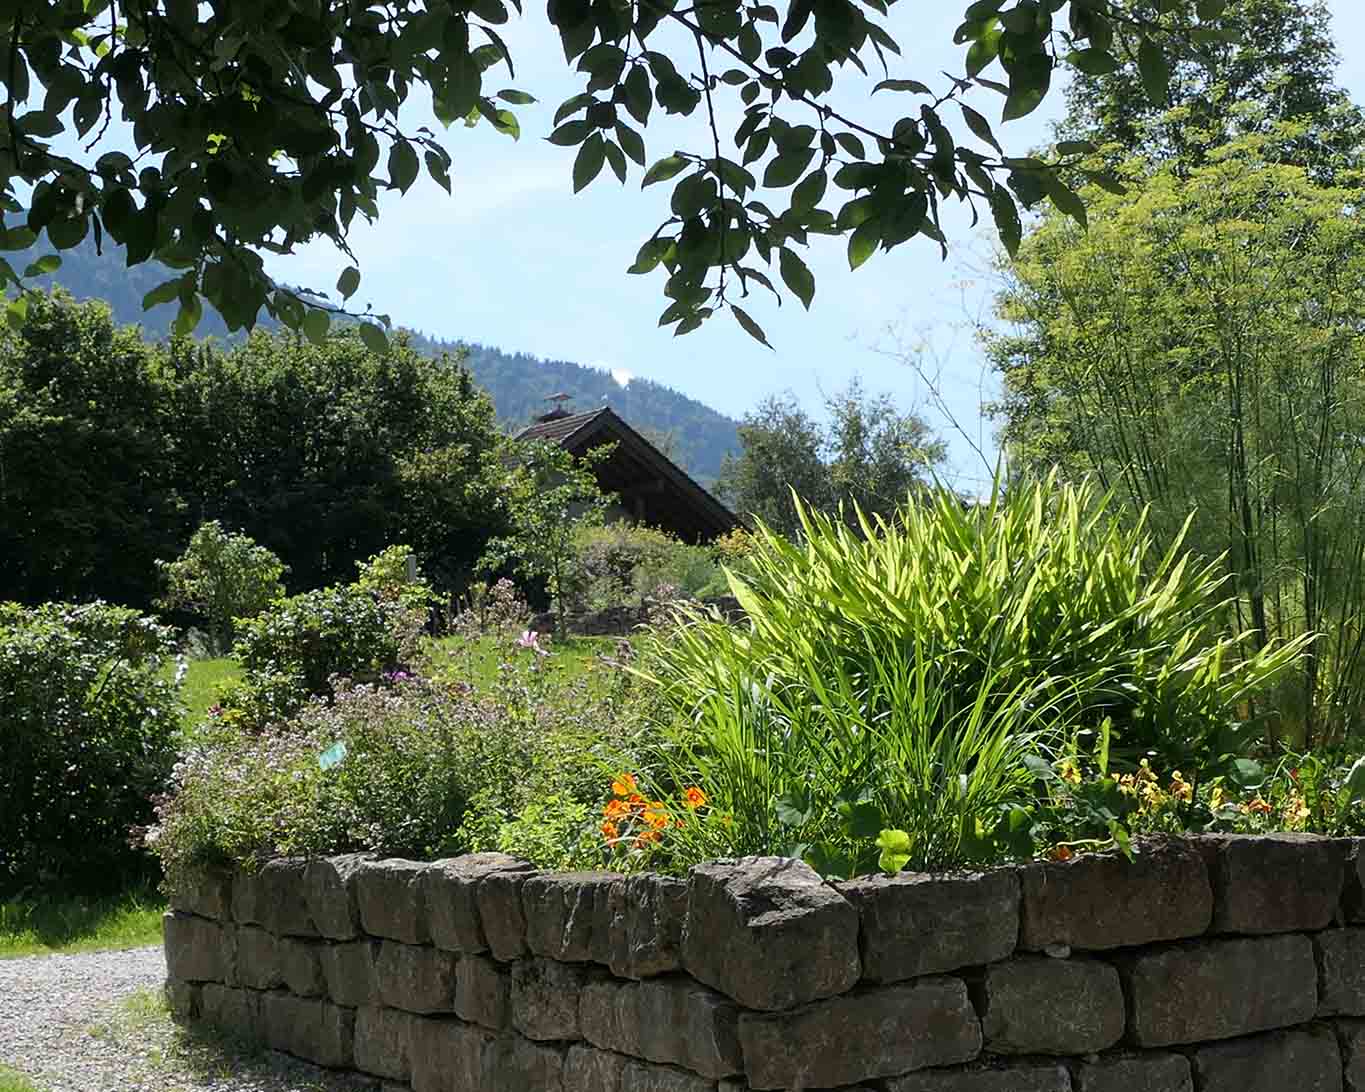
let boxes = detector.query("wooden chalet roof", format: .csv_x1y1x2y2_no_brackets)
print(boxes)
514,407,741,543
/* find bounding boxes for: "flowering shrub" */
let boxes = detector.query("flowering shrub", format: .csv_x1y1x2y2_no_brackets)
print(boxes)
0,601,181,894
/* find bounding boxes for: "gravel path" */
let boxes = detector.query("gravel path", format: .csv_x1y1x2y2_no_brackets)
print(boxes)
0,947,380,1092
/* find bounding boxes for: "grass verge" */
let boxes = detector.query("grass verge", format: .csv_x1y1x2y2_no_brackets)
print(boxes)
0,888,165,959
0,1067,45,1092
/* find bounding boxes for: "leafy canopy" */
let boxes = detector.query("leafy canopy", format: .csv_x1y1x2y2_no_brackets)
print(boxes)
0,0,1228,344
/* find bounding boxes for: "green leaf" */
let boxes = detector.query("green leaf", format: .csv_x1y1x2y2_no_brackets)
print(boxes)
573,134,606,192
173,293,202,336
960,104,1001,153
847,219,879,270
779,246,814,309
23,254,61,278
776,793,811,826
302,307,330,345
615,122,646,165
358,321,390,354
141,276,183,309
642,154,688,187
548,120,590,146
732,305,772,348
603,139,627,183
791,168,827,212
876,828,913,875
872,78,931,95
1043,174,1088,228
1066,48,1120,76
497,89,537,105
388,139,419,194
1197,0,1227,19
988,184,1021,256
1137,37,1171,105
5,295,28,330
337,266,360,300
1003,53,1051,121
763,149,815,189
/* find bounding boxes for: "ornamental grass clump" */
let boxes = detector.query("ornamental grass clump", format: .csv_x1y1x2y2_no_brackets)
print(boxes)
639,475,1307,875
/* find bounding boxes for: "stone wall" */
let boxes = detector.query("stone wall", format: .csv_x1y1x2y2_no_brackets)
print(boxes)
163,835,1365,1092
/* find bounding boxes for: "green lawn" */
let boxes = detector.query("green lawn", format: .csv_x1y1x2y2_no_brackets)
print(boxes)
0,888,165,959
426,632,621,691
0,1067,45,1092
176,656,242,728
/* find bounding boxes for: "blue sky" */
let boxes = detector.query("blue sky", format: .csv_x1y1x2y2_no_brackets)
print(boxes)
265,2,1365,488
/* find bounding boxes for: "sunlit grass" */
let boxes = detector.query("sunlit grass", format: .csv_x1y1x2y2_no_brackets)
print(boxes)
0,1067,45,1092
426,632,620,692
171,656,242,729
0,888,164,959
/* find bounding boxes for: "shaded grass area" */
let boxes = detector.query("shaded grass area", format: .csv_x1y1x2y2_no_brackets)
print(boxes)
0,888,165,959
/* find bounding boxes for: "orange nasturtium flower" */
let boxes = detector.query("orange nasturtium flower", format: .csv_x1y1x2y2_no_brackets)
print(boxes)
643,809,669,832
603,798,630,821
601,820,620,840
634,830,661,847
682,786,707,809
612,773,638,797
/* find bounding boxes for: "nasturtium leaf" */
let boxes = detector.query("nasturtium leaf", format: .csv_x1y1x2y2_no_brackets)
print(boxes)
358,321,390,354
1138,37,1172,105
337,266,361,300
641,154,688,186
779,245,814,309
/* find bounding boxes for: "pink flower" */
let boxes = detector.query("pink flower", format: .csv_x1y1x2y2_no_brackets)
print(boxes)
516,629,549,656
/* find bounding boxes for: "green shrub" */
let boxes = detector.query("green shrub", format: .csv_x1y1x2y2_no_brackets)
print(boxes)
0,602,180,894
572,524,727,609
355,544,439,614
637,476,1307,875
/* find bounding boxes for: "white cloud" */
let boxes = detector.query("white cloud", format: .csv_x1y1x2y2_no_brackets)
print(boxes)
610,368,634,388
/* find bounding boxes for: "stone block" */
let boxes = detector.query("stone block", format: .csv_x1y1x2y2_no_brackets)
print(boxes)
279,937,325,998
234,926,282,989
355,1005,419,1081
478,867,534,962
1018,840,1211,952
564,1045,629,1092
376,942,457,1014
737,977,982,1090
1198,834,1347,935
579,974,743,1079
838,870,1019,982
1340,1019,1365,1092
321,939,379,1007
1191,1026,1343,1092
164,978,200,1021
410,1017,491,1092
618,1058,716,1092
974,957,1124,1055
199,983,261,1041
511,957,588,1041
424,853,534,955
260,992,354,1068
481,1034,566,1092
606,874,688,980
167,868,233,921
523,871,622,964
230,858,316,936
355,859,431,944
1071,1052,1192,1092
163,912,235,984
304,853,371,940
1318,929,1365,1016
886,1061,1071,1092
455,954,511,1029
682,857,860,1011
1121,934,1318,1046
1345,840,1365,923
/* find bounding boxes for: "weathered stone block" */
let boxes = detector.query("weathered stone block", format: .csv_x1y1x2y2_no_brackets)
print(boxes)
355,859,430,944
606,874,688,980
838,870,1019,982
564,1049,713,1092
1318,929,1365,1016
579,974,743,1079
478,868,535,962
304,853,371,940
1198,834,1347,935
376,942,457,1014
260,992,354,1068
279,937,325,997
234,926,282,989
1345,840,1365,923
410,1016,491,1092
163,913,235,983
618,1058,716,1092
424,853,533,955
321,939,378,1007
199,983,260,1041
737,978,982,1090
682,857,860,1011
523,870,622,964
1018,840,1211,952
1191,1026,1343,1092
1340,1019,1365,1092
455,954,510,1029
164,978,200,1021
355,1005,419,1082
168,868,233,921
481,1034,566,1092
886,1061,1071,1091
1121,934,1318,1046
230,858,316,936
511,958,588,1041
1071,1052,1192,1092
974,957,1124,1055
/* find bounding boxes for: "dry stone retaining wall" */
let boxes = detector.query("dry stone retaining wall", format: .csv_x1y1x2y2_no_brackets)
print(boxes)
163,835,1365,1092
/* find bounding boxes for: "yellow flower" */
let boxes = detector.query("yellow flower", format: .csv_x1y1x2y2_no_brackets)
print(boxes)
611,773,638,797
1170,771,1193,804
1210,784,1228,811
1059,760,1082,786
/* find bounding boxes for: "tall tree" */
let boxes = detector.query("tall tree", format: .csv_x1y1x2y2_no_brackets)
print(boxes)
986,139,1365,746
1057,0,1364,175
717,380,945,537
0,2,1220,341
